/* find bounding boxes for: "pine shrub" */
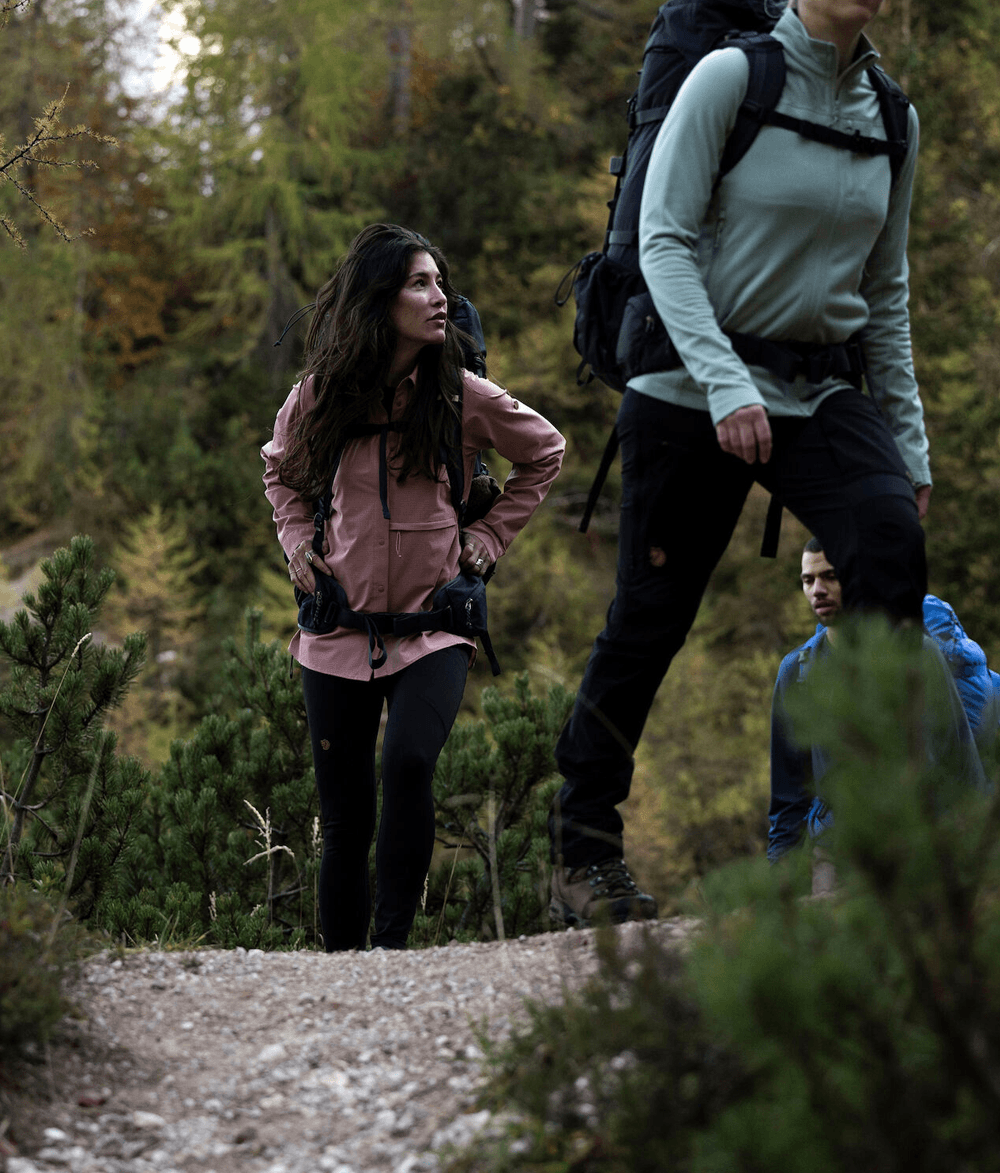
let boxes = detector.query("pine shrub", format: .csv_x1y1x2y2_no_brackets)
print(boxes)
414,673,573,946
0,535,150,922
0,885,95,1055
117,611,317,949
447,621,1000,1173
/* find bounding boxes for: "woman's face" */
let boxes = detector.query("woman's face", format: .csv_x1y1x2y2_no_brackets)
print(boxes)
798,0,883,27
389,250,448,352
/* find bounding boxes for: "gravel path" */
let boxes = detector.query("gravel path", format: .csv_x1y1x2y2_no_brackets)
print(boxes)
5,920,698,1173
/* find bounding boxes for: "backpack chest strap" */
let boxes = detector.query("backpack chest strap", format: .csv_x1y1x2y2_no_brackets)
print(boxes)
759,108,903,161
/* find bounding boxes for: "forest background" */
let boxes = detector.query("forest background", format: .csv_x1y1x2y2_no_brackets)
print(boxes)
1,0,998,929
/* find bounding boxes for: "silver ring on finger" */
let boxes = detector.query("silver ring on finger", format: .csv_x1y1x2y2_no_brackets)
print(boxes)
305,550,313,564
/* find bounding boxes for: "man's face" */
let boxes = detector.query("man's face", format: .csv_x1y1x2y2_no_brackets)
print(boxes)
801,550,842,625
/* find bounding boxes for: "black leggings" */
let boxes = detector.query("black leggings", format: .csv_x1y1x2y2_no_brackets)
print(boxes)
301,646,469,951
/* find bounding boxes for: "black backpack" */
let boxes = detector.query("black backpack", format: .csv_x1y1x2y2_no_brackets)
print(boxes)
559,0,910,538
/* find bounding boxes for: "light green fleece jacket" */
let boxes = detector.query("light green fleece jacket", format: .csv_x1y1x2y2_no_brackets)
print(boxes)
633,5,930,487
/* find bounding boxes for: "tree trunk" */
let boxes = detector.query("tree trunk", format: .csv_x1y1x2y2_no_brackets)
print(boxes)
512,0,536,40
387,3,412,137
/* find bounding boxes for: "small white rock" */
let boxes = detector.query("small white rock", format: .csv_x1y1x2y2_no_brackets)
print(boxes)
257,1042,287,1065
132,1110,167,1130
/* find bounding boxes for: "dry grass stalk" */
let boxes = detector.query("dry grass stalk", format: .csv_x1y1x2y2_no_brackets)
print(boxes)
243,800,294,922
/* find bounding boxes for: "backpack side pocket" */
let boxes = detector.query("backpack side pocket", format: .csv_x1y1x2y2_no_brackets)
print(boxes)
617,290,680,382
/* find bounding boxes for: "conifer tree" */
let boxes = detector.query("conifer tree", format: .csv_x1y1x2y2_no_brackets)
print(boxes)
416,672,573,944
112,610,317,949
0,535,149,922
101,504,207,758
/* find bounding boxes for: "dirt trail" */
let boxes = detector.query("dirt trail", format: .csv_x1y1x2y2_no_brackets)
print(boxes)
4,919,698,1173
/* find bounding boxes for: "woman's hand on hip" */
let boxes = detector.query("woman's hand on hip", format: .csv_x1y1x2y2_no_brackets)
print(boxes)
716,404,772,465
288,540,332,593
459,531,491,577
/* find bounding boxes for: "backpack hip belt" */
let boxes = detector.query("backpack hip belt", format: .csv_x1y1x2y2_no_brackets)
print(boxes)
615,284,865,387
296,565,500,676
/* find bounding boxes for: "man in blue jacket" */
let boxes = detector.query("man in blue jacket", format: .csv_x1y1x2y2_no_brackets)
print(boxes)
768,537,998,865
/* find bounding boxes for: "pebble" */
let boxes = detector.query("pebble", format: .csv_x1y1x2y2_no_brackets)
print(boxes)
10,920,696,1172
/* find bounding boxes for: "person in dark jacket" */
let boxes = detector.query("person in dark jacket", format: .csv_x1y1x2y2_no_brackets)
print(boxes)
768,537,996,866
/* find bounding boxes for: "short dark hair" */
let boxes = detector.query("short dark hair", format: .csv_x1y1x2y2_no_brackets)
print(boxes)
803,536,824,555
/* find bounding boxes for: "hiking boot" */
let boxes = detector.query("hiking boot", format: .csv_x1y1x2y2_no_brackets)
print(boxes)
549,859,658,928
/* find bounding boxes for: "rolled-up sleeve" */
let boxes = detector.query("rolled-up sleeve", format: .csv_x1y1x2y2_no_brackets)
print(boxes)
261,379,317,560
458,373,565,565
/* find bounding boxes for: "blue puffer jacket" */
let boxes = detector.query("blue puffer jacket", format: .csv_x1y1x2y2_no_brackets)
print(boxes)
921,595,1000,742
767,596,998,861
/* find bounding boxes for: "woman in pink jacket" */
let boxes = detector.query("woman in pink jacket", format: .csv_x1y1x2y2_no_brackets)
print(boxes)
262,224,565,951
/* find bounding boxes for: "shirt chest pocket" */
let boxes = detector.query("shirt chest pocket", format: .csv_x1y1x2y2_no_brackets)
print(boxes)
388,516,458,557
387,517,460,606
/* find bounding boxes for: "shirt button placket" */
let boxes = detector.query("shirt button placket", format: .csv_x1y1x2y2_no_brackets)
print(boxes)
378,532,387,606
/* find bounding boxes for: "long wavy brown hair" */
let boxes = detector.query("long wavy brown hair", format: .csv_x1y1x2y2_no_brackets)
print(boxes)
277,223,470,501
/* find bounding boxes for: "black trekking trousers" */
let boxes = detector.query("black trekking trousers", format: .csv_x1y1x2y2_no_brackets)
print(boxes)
551,388,926,869
301,646,468,951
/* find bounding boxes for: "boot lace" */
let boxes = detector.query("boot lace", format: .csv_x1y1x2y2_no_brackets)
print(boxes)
585,859,641,899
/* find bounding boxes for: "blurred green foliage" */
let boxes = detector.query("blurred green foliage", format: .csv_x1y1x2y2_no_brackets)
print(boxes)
0,885,95,1056
443,622,1000,1172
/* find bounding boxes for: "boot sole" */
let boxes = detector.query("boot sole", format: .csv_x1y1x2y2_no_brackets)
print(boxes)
549,896,658,929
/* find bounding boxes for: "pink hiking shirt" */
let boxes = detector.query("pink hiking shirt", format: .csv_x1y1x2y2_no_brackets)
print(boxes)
262,369,565,679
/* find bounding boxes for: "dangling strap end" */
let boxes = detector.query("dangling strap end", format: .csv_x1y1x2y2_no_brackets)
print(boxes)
273,302,317,347
480,632,501,676
761,494,783,559
365,618,388,669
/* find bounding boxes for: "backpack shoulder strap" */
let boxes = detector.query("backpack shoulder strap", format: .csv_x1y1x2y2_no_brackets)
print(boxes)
451,296,488,377
866,64,910,186
309,444,346,555
718,32,786,181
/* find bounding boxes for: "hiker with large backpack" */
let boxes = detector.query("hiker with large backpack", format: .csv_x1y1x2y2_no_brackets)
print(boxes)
548,0,931,928
262,223,564,951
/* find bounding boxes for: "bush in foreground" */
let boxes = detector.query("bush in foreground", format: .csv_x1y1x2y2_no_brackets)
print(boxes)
448,621,1000,1173
0,885,94,1056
